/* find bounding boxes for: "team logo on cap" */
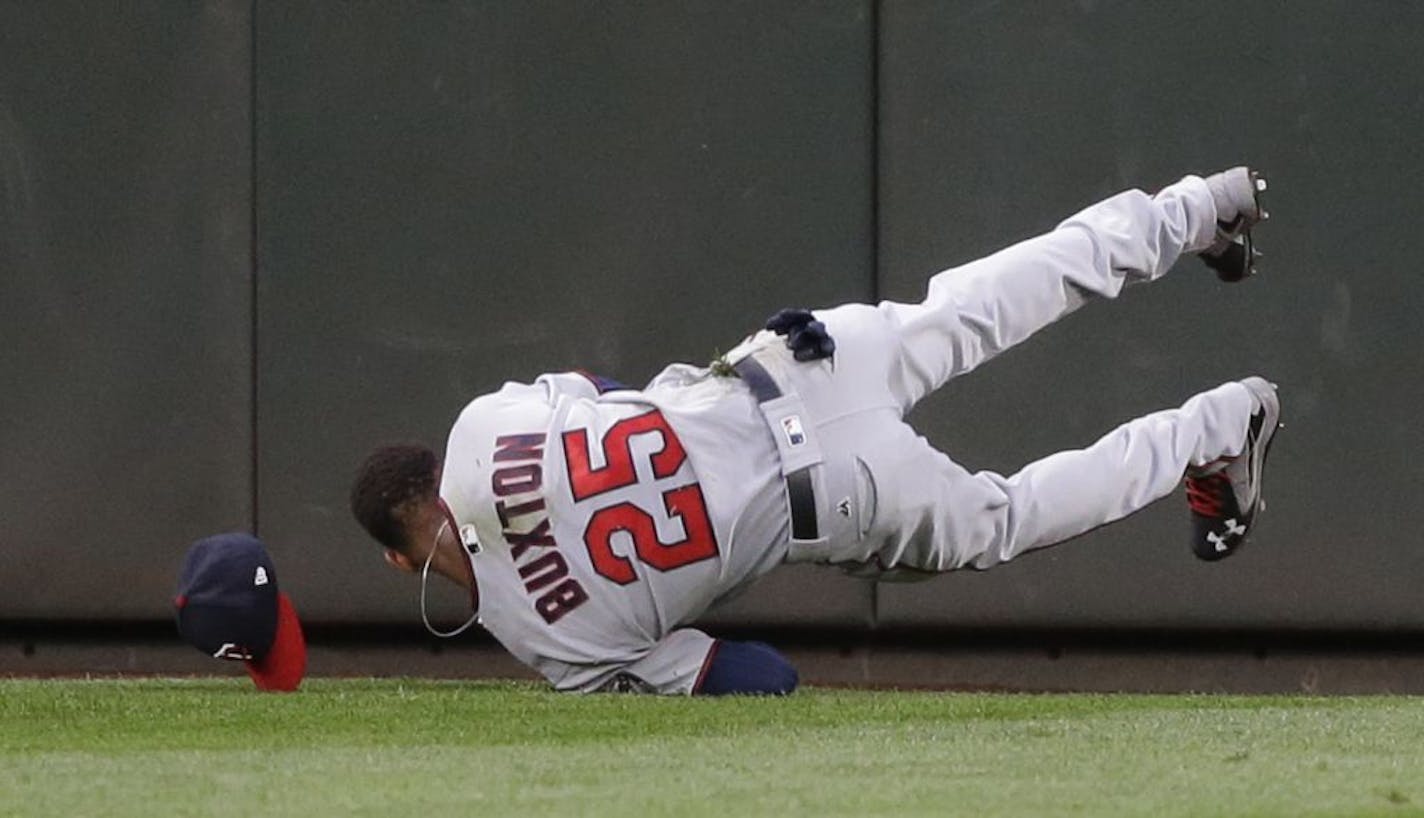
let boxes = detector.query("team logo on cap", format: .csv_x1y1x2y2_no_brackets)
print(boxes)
212,642,253,661
254,566,269,586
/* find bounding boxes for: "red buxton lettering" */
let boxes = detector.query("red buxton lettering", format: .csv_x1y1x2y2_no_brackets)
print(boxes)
534,579,589,625
517,551,569,593
491,430,589,625
492,463,541,496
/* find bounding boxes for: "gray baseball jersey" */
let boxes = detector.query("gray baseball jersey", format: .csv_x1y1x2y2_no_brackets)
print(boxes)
440,367,786,693
438,174,1265,694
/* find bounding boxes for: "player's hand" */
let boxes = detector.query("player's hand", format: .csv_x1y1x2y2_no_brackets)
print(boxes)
764,308,835,362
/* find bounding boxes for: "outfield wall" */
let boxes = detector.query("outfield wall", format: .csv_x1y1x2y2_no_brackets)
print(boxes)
0,3,254,618
4,2,1424,640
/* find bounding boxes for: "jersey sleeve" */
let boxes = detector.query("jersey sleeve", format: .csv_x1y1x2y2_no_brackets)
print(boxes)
535,371,631,402
577,628,717,696
693,640,799,696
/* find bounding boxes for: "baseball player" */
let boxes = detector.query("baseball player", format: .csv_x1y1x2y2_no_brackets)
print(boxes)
350,167,1277,695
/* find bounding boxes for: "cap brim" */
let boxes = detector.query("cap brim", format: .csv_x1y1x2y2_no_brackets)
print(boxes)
245,592,306,692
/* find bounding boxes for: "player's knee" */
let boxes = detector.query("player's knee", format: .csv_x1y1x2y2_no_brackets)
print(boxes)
695,640,799,696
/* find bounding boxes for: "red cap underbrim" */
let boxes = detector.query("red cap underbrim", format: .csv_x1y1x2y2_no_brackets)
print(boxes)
245,592,306,692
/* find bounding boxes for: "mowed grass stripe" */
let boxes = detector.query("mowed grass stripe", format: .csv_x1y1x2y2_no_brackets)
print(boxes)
2,679,1423,817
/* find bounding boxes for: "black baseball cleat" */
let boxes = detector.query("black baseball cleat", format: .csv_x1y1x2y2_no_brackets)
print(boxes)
1200,167,1269,282
1185,377,1282,561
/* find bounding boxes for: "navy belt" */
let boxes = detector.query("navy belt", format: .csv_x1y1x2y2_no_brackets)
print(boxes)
733,356,819,541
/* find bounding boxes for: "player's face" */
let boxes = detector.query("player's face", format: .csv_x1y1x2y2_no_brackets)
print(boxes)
383,495,443,573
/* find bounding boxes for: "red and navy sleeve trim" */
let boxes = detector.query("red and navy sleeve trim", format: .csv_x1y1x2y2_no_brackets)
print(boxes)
574,369,631,394
692,639,721,694
693,640,798,696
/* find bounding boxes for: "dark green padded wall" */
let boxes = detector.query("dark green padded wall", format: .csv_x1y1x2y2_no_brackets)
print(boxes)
0,2,252,617
8,1,1421,636
875,0,1424,629
255,1,876,623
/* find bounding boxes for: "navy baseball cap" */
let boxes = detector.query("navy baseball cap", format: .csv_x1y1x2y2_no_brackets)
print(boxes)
174,533,307,692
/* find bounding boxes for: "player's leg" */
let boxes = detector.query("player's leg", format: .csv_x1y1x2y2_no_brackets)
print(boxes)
842,377,1279,574
724,169,1265,420
819,169,1265,414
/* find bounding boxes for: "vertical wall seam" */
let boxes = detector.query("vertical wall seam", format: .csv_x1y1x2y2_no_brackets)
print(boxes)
868,0,882,632
249,0,260,536
870,0,882,305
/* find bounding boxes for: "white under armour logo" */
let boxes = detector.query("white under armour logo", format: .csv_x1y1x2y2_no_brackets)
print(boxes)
1207,518,1248,552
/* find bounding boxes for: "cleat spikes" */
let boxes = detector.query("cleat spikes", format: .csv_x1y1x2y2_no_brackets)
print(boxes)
1200,166,1269,282
1185,377,1281,561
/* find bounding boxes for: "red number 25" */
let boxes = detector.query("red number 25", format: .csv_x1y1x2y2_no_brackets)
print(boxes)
562,410,719,585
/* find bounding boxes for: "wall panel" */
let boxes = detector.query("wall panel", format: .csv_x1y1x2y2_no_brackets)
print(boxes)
0,2,252,617
256,1,876,625
875,0,1424,629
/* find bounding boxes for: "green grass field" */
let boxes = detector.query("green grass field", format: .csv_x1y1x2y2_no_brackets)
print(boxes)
3,679,1424,817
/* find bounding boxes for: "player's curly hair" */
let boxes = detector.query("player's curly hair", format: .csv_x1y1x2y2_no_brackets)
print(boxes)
350,443,440,552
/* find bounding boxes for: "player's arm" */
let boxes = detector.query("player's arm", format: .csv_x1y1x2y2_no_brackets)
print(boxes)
582,628,798,696
693,639,799,696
